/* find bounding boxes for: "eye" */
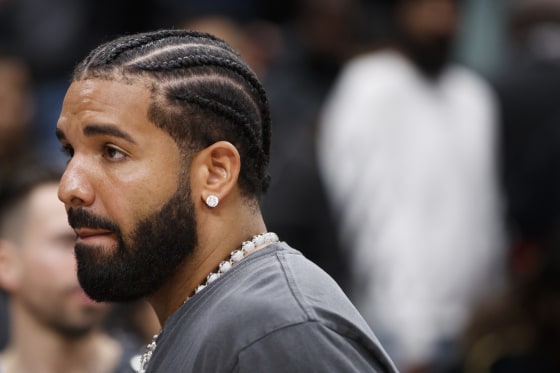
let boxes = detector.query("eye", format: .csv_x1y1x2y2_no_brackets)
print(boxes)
103,145,127,161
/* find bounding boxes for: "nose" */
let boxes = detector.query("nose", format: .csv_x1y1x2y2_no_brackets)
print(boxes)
58,158,95,208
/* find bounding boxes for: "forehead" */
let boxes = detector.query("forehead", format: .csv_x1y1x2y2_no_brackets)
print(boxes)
57,78,153,135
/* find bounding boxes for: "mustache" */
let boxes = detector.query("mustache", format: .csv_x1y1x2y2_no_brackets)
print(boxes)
67,208,121,234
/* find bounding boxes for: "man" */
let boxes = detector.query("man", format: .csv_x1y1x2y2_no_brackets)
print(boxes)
55,29,397,372
0,165,135,372
317,0,506,372
0,49,39,192
447,2,560,370
0,48,36,353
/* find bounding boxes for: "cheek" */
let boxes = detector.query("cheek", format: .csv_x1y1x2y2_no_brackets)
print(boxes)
105,187,175,237
104,167,182,231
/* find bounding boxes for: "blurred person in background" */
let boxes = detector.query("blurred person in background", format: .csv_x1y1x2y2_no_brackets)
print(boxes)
448,1,560,371
317,0,506,371
0,165,137,372
0,48,36,179
492,0,560,233
449,120,560,373
0,48,36,351
259,0,374,289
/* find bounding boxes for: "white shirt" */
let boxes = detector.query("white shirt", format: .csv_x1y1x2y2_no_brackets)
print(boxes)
317,50,506,369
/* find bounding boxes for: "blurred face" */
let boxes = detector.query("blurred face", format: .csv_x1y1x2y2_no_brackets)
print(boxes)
299,0,357,62
0,58,33,158
56,79,198,302
396,0,459,76
16,183,108,337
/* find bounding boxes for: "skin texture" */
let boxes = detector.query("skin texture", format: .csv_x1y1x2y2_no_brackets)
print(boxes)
56,78,268,325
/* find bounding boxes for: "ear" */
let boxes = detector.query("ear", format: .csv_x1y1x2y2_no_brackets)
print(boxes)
191,141,241,207
0,239,23,293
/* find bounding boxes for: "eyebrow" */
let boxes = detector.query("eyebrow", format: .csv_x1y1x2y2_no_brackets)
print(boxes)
83,124,137,144
55,124,137,144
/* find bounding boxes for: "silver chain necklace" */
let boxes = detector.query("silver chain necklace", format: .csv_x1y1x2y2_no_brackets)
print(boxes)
137,232,279,373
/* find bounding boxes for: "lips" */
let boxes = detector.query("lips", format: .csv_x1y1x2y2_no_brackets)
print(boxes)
74,228,114,241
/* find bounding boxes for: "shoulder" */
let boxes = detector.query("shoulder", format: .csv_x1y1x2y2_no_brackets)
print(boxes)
342,50,411,78
443,64,497,102
328,50,414,101
209,243,355,331
235,320,397,372
227,244,392,362
150,243,396,372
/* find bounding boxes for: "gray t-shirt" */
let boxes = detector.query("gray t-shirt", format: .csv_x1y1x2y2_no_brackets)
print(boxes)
147,242,397,372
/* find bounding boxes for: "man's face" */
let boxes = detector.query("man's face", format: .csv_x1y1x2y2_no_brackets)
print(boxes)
15,183,109,337
0,58,32,157
56,79,197,302
396,0,459,76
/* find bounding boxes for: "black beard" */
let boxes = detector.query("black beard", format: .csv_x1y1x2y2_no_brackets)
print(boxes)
68,182,197,302
399,33,453,78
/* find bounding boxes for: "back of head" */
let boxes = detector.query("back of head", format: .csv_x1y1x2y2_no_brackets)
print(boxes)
71,29,272,200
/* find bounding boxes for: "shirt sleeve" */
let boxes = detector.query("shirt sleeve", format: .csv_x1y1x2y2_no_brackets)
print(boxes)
232,321,394,373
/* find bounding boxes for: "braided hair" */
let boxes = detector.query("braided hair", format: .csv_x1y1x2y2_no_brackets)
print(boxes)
72,29,271,199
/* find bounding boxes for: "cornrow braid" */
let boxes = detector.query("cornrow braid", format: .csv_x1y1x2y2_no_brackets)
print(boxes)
134,52,272,165
172,92,265,160
79,30,238,71
171,92,269,190
72,29,272,198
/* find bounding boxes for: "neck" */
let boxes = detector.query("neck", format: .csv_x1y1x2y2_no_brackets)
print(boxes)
147,209,268,326
2,303,121,373
139,229,278,373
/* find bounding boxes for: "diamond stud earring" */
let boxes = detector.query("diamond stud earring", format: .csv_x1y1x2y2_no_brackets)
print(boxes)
205,195,219,208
